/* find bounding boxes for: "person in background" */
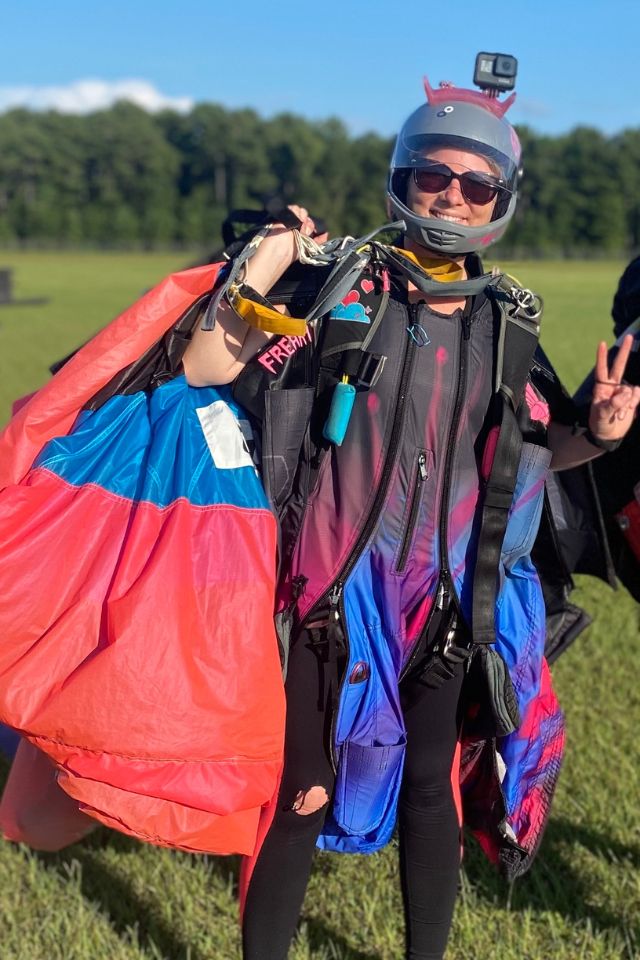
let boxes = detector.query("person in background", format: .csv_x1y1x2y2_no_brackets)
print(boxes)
578,256,640,596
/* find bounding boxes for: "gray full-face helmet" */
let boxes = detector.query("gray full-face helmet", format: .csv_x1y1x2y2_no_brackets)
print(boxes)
387,79,522,255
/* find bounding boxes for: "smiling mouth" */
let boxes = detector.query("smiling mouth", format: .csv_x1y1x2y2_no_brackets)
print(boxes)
429,210,466,225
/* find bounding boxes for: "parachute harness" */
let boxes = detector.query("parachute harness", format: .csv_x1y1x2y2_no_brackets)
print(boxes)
200,219,505,338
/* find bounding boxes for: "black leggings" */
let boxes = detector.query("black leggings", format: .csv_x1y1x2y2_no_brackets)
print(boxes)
242,629,464,960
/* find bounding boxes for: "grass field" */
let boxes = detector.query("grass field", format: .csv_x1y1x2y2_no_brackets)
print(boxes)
0,253,638,960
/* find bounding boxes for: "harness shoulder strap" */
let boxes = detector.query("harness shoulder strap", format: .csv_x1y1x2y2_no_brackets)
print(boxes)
471,277,542,648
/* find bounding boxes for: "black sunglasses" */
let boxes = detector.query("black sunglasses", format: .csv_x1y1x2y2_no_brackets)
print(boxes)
412,163,507,206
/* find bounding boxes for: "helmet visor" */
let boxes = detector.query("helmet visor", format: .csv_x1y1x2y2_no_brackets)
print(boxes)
392,132,519,193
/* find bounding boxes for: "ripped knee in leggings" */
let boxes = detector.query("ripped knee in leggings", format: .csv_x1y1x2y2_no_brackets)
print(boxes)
288,785,330,816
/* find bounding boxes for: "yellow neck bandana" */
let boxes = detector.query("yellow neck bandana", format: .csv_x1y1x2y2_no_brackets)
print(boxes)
391,247,466,283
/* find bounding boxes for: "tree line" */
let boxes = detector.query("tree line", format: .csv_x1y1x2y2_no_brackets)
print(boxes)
0,101,638,256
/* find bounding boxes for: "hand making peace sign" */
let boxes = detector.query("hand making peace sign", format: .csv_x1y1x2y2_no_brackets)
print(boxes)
589,334,640,443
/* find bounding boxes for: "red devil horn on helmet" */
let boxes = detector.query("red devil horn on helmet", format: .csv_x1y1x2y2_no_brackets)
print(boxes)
423,76,516,118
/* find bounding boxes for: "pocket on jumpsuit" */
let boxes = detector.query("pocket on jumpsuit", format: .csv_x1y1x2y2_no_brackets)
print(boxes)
333,737,407,836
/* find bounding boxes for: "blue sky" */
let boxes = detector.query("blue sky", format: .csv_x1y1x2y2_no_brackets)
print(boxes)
1,0,638,137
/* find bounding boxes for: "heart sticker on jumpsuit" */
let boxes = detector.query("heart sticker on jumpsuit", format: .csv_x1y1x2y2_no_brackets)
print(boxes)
342,290,360,306
330,288,370,323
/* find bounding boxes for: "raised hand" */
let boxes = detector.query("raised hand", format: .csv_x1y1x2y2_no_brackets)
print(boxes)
183,205,319,387
589,334,640,442
244,204,318,288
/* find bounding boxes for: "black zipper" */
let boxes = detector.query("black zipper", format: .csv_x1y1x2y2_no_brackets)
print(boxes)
395,450,429,573
303,303,419,769
399,306,471,680
327,588,347,770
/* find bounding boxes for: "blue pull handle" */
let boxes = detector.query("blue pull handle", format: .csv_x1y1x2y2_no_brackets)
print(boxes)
323,381,356,446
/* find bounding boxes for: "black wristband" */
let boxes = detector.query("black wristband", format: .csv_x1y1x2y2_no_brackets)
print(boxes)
581,425,623,453
236,282,275,309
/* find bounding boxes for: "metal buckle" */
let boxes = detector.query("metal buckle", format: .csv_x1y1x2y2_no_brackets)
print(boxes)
354,352,386,389
441,621,473,665
509,286,543,321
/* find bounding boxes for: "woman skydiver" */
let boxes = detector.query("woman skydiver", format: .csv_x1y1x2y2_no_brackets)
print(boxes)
183,75,640,960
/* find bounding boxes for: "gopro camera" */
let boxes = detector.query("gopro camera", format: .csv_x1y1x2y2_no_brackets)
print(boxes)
473,52,518,92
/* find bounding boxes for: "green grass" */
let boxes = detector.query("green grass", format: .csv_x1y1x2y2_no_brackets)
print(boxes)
0,254,638,959
498,259,628,393
0,252,192,425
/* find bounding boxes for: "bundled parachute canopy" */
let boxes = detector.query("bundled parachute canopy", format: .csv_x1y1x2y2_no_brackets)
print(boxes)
0,263,285,855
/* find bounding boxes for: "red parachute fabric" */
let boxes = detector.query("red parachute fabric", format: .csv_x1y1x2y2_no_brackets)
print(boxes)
0,264,285,855
1,265,220,487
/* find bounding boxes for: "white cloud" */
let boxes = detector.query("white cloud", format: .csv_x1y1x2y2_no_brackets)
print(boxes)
0,79,194,114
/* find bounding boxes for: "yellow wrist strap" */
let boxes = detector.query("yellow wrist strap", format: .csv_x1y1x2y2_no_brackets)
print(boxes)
228,284,309,336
